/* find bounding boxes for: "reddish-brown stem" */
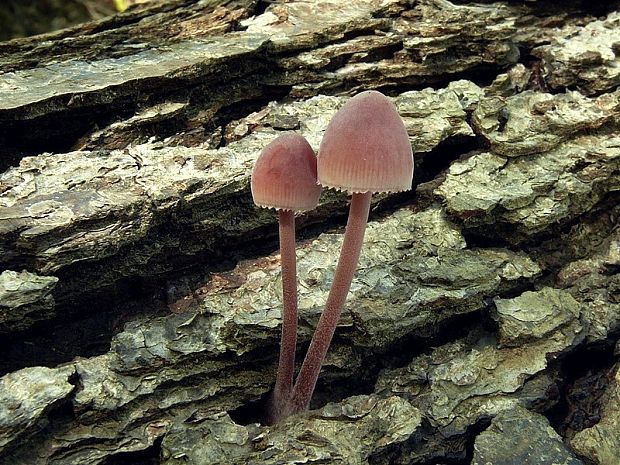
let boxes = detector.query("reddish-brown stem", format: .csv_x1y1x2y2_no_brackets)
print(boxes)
287,191,372,414
267,209,298,423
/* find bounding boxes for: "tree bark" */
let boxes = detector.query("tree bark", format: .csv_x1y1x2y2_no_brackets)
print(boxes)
0,1,619,464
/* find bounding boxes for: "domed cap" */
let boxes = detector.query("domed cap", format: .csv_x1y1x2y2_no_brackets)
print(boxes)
318,90,413,193
251,132,321,212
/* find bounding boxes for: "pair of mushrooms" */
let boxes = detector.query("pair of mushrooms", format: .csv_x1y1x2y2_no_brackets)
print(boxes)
251,90,413,423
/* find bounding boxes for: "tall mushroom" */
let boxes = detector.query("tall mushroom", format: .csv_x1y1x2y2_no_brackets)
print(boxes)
287,90,413,414
251,132,321,423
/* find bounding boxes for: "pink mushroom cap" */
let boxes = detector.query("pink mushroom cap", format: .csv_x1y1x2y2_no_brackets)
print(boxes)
251,132,321,212
318,90,413,193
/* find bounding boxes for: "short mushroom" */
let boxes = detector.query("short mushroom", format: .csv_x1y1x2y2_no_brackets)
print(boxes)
251,132,321,423
287,90,413,414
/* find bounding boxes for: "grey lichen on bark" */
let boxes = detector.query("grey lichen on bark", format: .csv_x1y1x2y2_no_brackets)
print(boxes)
533,11,620,96
470,90,620,157
0,365,75,452
472,405,584,465
375,288,584,438
435,128,620,241
492,287,581,346
161,395,422,464
0,270,58,332
571,364,620,465
0,0,619,464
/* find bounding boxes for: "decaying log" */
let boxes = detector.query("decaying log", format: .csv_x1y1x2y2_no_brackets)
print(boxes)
0,0,619,464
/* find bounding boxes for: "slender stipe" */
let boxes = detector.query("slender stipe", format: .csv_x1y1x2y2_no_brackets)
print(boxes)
267,210,298,423
287,192,372,414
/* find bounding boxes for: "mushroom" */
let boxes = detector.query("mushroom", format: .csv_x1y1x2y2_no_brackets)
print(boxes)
251,132,321,423
287,90,413,414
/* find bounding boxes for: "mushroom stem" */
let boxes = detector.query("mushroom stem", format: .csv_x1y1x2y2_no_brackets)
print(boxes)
268,209,298,422
288,191,372,414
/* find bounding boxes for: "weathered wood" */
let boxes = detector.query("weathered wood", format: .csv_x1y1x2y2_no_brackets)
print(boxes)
0,0,619,464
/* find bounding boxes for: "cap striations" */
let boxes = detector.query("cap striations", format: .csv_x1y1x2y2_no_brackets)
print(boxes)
251,132,321,212
318,90,413,193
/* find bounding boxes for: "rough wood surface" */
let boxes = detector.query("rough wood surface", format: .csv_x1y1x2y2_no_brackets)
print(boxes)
0,1,619,464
